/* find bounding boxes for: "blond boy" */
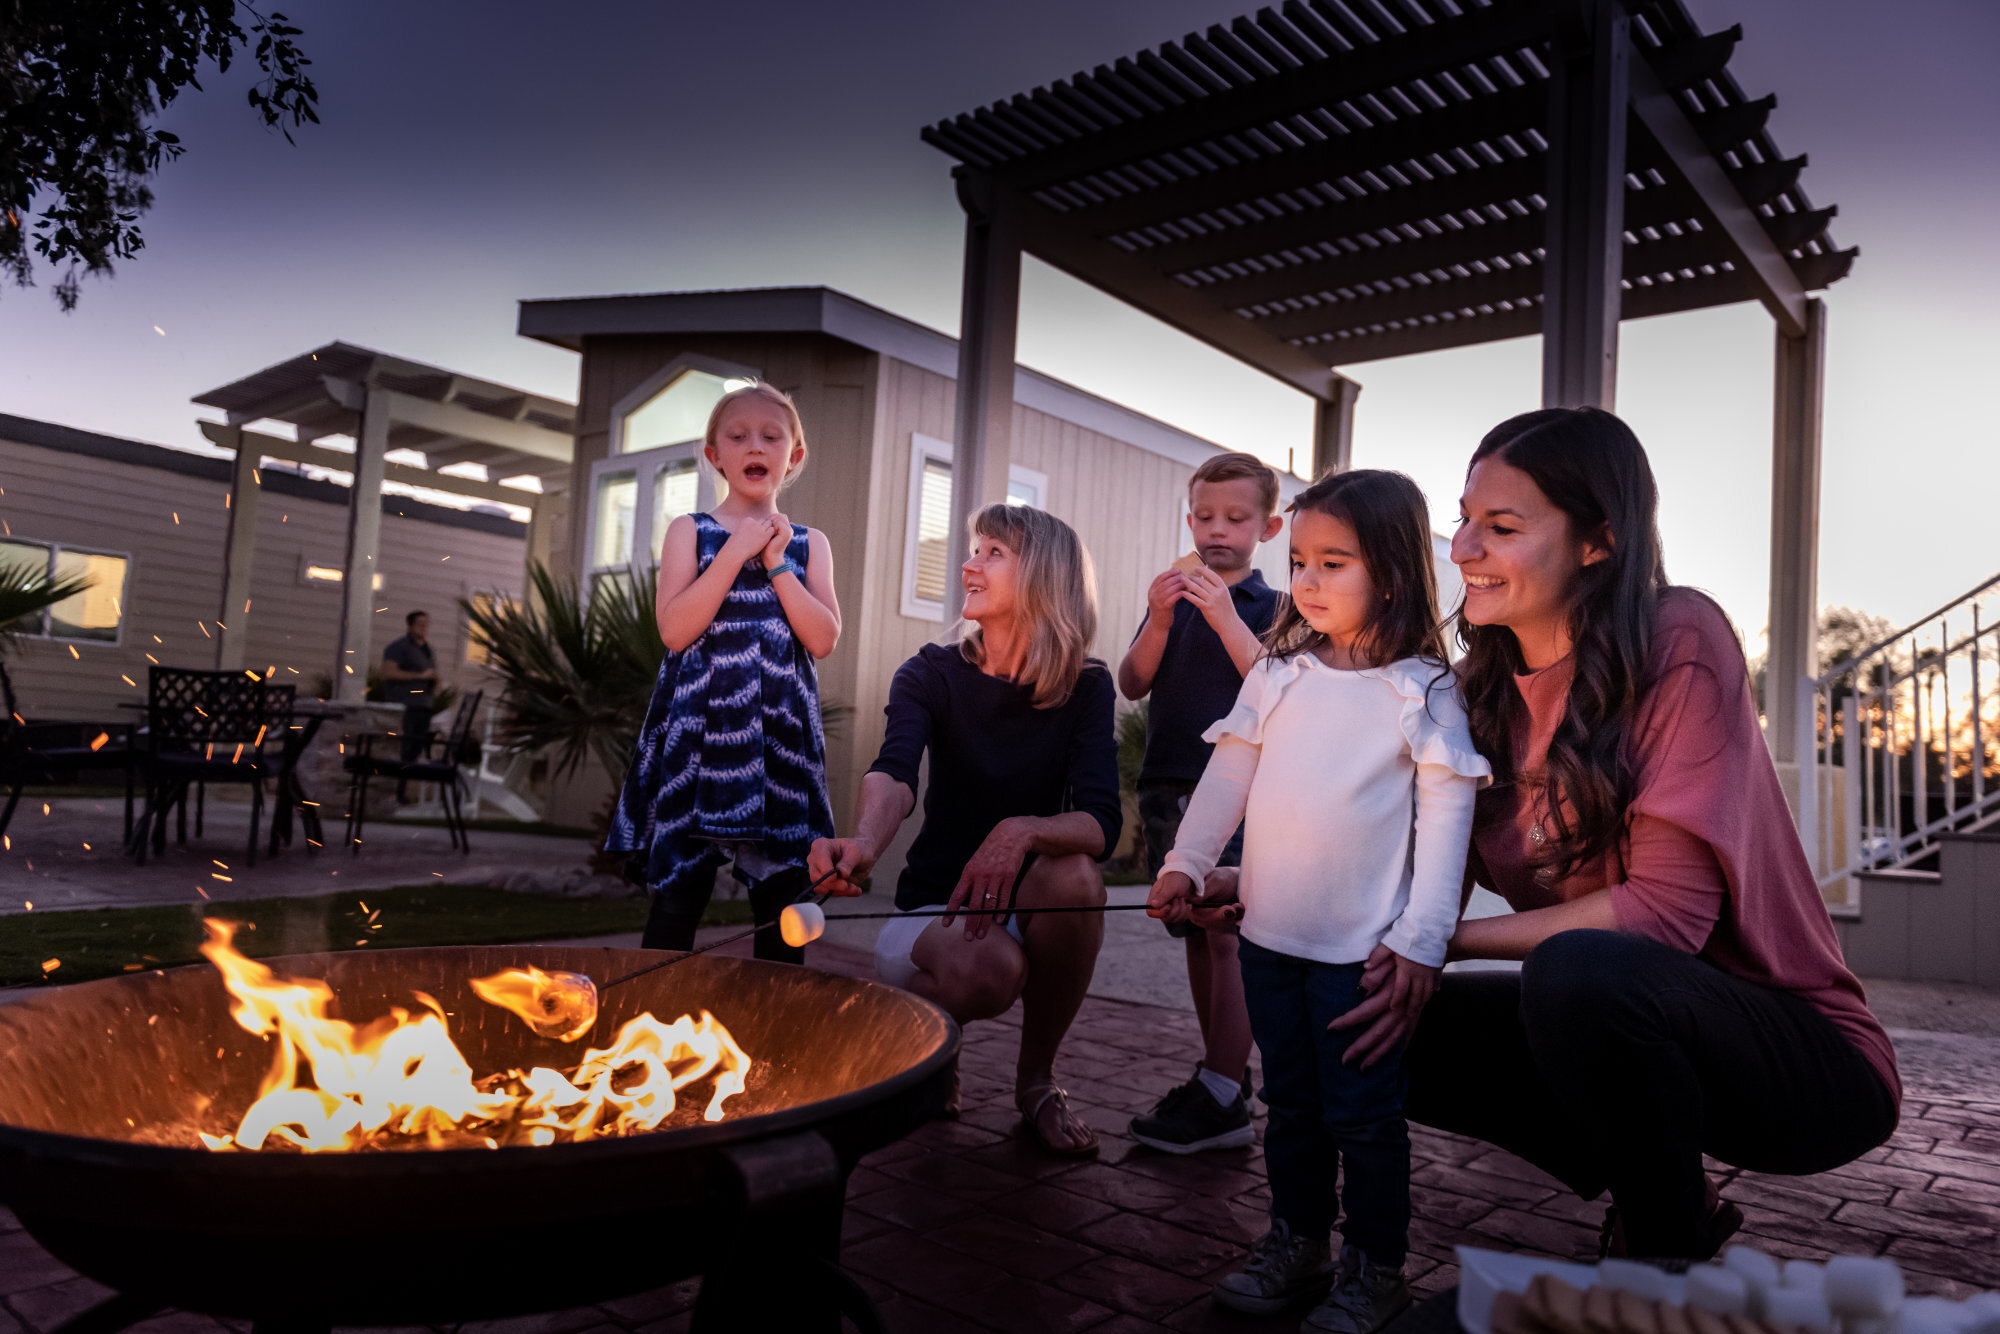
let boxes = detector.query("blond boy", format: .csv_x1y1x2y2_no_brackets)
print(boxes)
1117,452,1283,1153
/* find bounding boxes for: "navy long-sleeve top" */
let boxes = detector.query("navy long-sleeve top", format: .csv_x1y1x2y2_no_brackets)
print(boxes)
867,642,1123,911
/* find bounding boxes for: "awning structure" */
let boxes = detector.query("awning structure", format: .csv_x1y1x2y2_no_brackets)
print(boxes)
923,0,1845,838
192,344,575,700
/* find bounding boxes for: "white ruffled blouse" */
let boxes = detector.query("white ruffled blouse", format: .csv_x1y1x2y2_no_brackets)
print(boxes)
1160,653,1492,968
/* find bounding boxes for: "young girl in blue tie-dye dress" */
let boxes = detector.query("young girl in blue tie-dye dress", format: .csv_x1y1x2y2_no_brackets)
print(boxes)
607,382,842,963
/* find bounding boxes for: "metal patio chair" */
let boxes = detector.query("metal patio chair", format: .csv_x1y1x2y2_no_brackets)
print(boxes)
341,690,483,855
132,667,294,868
0,659,141,842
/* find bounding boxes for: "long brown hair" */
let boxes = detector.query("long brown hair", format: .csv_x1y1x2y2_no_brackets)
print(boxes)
958,504,1098,709
1263,469,1448,668
1455,407,1668,880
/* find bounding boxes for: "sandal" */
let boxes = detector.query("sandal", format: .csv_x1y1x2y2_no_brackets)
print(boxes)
1017,1082,1099,1159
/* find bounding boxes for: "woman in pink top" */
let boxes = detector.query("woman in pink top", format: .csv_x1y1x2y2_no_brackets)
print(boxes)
1337,407,1898,1261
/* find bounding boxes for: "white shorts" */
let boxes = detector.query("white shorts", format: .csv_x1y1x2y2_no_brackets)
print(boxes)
874,906,1027,990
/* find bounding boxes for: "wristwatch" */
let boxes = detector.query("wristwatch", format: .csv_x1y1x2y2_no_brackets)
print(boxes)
766,557,805,582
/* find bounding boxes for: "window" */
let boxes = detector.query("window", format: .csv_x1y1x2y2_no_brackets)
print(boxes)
900,434,1051,621
650,458,700,562
464,592,517,666
619,369,754,455
0,539,130,643
592,470,639,570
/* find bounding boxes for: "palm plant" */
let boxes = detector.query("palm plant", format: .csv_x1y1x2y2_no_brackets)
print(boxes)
463,562,664,782
0,554,89,657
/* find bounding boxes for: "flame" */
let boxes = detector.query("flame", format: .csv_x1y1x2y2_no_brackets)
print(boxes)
470,965,596,1043
195,922,751,1152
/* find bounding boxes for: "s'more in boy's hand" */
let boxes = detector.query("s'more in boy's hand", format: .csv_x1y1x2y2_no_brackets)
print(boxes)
1170,550,1207,577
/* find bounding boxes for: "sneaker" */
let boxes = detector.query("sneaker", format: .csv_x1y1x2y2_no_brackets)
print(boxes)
1303,1245,1412,1334
1129,1064,1256,1155
1212,1219,1338,1316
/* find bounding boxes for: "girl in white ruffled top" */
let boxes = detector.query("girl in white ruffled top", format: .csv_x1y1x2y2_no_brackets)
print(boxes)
1149,469,1491,1334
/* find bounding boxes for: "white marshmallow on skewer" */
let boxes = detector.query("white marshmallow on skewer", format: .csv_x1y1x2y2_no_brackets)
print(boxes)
1597,1260,1673,1302
1783,1261,1828,1293
780,901,826,948
1724,1247,1783,1316
1764,1286,1834,1332
1901,1296,1981,1334
1687,1266,1752,1316
1823,1256,1905,1320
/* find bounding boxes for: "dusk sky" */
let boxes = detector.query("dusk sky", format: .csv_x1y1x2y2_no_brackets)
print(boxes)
2,0,1994,644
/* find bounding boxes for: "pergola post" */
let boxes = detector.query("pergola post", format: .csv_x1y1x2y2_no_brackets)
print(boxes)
213,423,260,672
334,388,390,703
1311,376,1361,479
1767,298,1827,844
1541,0,1629,410
945,170,1022,623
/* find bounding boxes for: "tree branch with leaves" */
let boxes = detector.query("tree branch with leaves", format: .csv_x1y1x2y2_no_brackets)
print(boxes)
1,0,319,308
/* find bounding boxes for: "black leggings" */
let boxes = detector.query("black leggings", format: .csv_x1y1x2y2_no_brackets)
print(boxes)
1405,929,1897,1258
641,863,812,965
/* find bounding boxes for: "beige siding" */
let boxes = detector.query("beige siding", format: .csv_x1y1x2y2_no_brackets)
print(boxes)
0,435,524,723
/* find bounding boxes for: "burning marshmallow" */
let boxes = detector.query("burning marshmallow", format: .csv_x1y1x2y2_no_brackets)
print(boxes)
471,965,600,1042
780,901,827,948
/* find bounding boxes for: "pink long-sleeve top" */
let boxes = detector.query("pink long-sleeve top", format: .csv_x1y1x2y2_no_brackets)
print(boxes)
1471,588,1899,1107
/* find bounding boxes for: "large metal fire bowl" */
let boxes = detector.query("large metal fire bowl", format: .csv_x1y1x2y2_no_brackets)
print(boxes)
0,946,958,1326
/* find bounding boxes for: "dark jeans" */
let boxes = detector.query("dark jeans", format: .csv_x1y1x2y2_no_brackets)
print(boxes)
395,703,432,799
1406,929,1898,1258
1239,937,1411,1265
642,858,811,966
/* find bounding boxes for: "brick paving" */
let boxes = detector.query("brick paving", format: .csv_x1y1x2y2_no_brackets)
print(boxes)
2,943,1997,1334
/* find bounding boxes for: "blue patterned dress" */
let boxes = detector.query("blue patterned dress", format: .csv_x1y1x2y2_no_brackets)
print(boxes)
607,513,835,902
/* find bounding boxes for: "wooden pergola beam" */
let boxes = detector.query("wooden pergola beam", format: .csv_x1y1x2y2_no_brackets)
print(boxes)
1628,39,1810,337
199,422,544,508
1059,81,1548,241
937,1,1551,194
320,378,573,461
1008,178,1351,401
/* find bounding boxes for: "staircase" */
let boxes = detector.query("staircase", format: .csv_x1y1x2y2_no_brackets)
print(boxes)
1806,574,2000,922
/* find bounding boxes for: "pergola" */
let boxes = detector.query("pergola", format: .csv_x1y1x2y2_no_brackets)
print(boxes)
191,344,575,700
924,0,1847,825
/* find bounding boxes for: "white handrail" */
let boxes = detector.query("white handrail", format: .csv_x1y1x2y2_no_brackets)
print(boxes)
1809,575,2000,913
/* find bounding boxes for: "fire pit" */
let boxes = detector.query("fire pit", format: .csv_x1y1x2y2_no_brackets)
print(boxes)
0,944,958,1332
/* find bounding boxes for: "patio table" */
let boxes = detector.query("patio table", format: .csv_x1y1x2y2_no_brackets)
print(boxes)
116,697,341,855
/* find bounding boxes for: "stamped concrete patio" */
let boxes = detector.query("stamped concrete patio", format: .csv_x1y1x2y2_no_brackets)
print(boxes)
3,920,1998,1334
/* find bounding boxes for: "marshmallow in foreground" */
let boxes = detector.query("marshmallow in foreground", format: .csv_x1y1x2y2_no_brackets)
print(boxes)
780,901,827,948
470,965,600,1042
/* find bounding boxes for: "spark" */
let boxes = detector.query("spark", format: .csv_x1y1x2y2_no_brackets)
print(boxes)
199,622,211,638
148,1015,158,1025
121,674,136,686
23,901,30,910
146,654,159,664
212,873,232,883
89,732,108,750
41,804,48,815
152,635,162,643
81,843,91,851
67,645,78,659
196,886,210,899
358,900,368,912
441,555,450,561
154,325,165,336
213,860,228,869
2,835,8,850
41,958,59,974
173,512,180,525
244,599,252,613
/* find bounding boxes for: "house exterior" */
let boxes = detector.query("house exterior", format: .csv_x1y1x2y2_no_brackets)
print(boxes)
0,414,528,726
517,286,1310,845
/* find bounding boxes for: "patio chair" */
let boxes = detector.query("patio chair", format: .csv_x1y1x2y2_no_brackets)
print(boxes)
132,667,295,868
0,659,141,841
341,690,483,856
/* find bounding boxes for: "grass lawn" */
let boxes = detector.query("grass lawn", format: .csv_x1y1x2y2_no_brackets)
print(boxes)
2,885,758,989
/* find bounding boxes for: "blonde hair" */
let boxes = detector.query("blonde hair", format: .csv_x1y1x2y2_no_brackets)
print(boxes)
958,504,1097,709
704,381,808,488
1189,451,1279,516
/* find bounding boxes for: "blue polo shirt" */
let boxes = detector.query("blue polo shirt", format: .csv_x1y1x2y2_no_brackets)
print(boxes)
1135,569,1282,784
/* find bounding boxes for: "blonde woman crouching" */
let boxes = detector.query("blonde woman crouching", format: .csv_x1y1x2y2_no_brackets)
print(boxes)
809,504,1120,1158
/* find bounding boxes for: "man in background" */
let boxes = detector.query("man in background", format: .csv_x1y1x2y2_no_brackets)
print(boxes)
381,610,439,802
